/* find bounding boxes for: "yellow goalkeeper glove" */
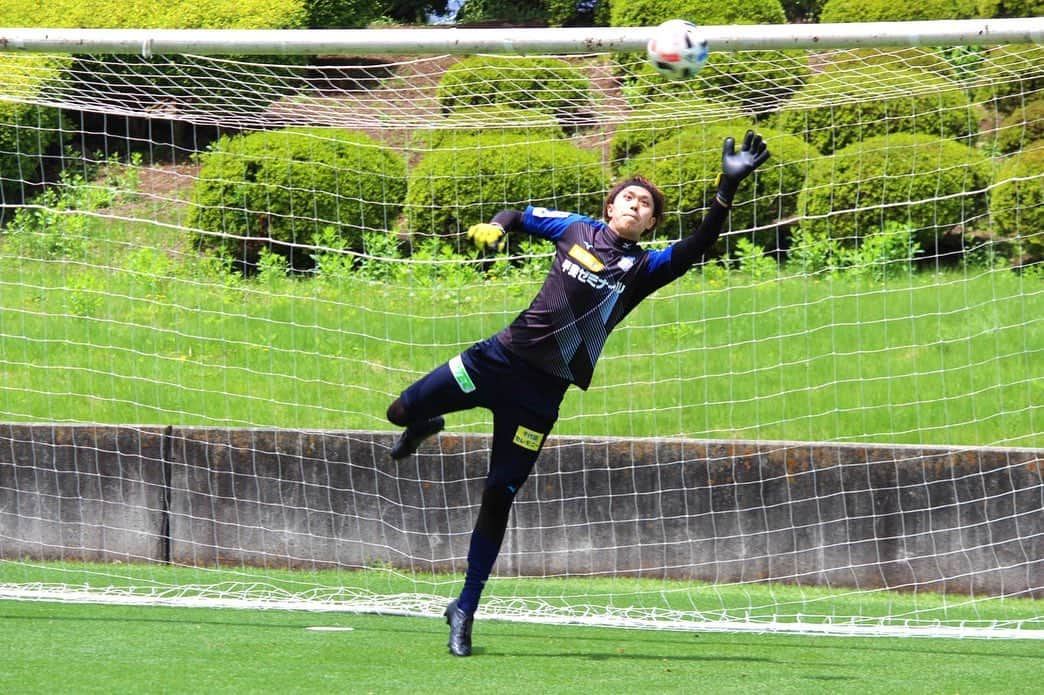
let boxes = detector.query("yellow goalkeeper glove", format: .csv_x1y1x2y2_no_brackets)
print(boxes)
466,222,505,253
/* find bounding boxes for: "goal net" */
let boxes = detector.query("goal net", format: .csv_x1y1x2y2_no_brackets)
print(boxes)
0,22,1041,639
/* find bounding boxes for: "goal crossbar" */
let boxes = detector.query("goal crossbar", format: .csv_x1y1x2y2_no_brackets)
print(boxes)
0,18,1041,56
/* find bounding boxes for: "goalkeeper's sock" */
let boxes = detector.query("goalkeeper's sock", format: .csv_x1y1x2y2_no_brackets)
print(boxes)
457,530,500,616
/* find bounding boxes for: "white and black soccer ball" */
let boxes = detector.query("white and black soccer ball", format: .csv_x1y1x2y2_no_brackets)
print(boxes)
646,19,709,80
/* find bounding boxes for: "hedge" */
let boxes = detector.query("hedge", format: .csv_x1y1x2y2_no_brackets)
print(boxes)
0,0,310,118
772,64,979,155
437,56,592,127
976,0,1044,17
609,0,807,114
414,105,565,151
973,45,1044,118
797,134,991,247
403,134,607,243
0,55,71,204
991,100,1044,155
609,96,742,165
188,128,407,268
0,0,307,29
990,144,1043,261
620,123,812,249
820,0,978,22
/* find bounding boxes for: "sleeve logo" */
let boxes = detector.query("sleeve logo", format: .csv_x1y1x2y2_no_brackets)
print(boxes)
513,425,545,451
532,207,572,219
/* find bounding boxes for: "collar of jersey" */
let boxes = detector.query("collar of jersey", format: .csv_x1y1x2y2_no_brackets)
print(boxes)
600,222,640,251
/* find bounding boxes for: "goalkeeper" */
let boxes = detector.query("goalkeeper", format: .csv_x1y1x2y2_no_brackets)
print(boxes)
386,130,769,657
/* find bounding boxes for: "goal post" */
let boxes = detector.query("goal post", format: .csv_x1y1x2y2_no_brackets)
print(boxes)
0,18,1041,54
0,20,1041,639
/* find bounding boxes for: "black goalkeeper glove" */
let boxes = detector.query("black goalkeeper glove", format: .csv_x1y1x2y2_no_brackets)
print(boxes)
715,130,770,207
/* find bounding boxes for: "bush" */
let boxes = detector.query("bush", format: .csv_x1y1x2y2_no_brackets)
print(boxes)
973,45,1044,118
989,100,1044,155
436,56,592,127
0,56,70,208
403,133,607,245
609,96,741,165
772,64,979,155
621,123,811,249
820,0,978,22
413,105,565,151
609,0,808,114
797,133,991,250
0,0,310,117
990,144,1043,262
976,0,1042,16
188,128,407,270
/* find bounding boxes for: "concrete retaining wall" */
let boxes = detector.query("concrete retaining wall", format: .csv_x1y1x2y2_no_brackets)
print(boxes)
1,424,1041,596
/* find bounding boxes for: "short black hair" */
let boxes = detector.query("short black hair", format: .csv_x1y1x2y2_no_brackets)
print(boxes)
603,175,665,230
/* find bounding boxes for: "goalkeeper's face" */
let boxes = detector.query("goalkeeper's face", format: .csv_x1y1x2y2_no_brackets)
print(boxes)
606,185,658,241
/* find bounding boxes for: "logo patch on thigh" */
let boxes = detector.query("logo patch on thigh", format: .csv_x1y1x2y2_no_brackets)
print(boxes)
513,425,545,451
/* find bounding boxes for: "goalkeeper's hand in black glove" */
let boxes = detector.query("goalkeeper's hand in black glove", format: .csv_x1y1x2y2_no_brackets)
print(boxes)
716,130,770,207
466,222,505,253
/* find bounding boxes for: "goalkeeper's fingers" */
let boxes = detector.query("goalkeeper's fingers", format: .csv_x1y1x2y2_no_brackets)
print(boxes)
466,222,505,252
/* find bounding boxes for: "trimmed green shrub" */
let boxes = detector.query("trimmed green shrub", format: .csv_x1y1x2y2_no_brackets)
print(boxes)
437,56,592,127
0,56,71,206
413,105,565,151
0,0,310,117
973,45,1044,117
772,64,979,155
0,0,307,29
404,134,607,243
188,128,407,269
990,144,1043,261
610,0,808,114
820,0,978,22
620,123,812,249
797,134,991,248
610,96,742,165
990,100,1044,155
976,0,1044,17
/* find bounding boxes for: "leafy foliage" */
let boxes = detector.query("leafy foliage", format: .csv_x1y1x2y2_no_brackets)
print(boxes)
188,128,407,271
989,145,1044,262
797,134,991,247
972,45,1044,117
989,100,1044,155
772,64,979,155
621,123,812,249
819,0,978,22
403,133,606,246
436,56,592,127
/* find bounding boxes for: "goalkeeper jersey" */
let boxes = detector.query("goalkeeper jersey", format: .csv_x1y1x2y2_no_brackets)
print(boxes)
496,205,684,390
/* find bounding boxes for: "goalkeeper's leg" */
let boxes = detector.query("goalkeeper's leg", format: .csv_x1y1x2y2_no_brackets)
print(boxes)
446,406,556,656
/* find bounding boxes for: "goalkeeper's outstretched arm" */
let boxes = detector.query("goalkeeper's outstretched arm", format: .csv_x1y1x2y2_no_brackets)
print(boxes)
668,130,770,274
466,211,523,252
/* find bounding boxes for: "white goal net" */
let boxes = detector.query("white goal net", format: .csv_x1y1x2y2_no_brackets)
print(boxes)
0,22,1041,638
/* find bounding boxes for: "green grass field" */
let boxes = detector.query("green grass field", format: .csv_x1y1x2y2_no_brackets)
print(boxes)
2,598,1043,694
1,221,1041,446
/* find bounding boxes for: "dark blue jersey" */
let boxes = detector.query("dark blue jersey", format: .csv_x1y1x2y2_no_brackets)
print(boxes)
496,205,686,390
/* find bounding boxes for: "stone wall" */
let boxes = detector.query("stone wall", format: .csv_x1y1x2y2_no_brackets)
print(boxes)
1,424,1040,596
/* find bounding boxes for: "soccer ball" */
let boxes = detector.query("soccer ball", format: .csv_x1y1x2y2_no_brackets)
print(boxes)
646,20,709,80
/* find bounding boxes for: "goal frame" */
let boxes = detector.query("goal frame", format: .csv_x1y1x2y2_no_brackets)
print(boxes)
0,18,1041,57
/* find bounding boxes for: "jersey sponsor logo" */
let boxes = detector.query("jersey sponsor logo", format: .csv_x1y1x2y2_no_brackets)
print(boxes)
568,243,605,272
532,207,572,219
562,258,626,294
513,425,545,451
617,256,635,272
